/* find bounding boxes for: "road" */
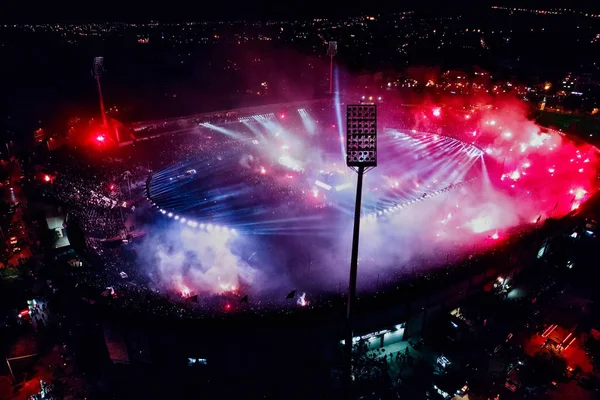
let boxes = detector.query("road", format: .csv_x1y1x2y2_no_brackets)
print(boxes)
0,182,33,267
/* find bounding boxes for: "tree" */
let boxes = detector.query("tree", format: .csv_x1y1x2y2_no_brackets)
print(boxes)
585,338,600,371
522,348,566,388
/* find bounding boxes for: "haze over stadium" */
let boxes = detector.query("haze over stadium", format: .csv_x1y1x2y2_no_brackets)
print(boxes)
136,80,599,308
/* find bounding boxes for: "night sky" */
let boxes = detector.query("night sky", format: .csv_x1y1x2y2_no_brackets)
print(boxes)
2,0,596,23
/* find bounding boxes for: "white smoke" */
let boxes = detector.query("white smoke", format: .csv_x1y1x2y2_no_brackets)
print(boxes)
138,224,260,295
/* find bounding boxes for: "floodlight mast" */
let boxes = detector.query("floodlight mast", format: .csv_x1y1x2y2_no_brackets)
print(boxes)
91,57,109,131
344,104,377,393
327,41,337,94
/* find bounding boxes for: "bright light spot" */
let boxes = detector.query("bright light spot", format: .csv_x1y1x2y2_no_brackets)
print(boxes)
44,175,51,182
181,286,190,297
297,292,309,307
491,232,499,240
503,131,512,139
520,143,527,152
220,283,236,292
529,132,549,147
167,212,173,217
432,107,441,117
470,216,493,233
96,134,105,142
489,120,496,126
313,189,319,198
260,166,266,175
548,168,555,173
573,188,587,200
465,114,471,120
572,202,580,211
472,131,477,136
279,113,285,119
578,168,584,173
509,170,520,181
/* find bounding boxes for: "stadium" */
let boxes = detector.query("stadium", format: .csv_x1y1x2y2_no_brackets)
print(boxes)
41,93,600,394
135,95,600,311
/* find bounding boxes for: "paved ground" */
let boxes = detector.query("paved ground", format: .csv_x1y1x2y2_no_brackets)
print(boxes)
366,339,437,380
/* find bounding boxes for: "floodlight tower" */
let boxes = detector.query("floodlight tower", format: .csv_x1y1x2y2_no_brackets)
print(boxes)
327,41,337,94
344,103,377,389
91,57,108,130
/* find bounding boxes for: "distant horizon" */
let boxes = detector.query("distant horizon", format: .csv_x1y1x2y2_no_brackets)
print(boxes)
2,1,597,24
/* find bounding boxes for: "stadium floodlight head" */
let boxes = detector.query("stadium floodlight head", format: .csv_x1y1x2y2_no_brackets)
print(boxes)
92,57,105,78
327,41,337,57
346,104,377,168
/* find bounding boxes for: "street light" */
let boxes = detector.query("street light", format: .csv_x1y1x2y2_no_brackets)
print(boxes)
344,104,377,389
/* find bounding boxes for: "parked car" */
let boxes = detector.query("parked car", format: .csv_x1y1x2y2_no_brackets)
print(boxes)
505,367,521,392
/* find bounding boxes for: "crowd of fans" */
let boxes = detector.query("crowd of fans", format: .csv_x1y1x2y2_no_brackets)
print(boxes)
40,160,127,238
